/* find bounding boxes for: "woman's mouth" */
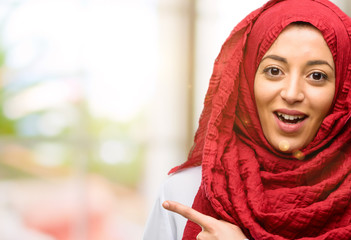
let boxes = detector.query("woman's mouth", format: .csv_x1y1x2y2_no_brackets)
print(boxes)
273,110,308,133
275,112,307,124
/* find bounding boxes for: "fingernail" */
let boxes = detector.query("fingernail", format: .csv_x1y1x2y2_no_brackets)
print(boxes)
162,201,169,209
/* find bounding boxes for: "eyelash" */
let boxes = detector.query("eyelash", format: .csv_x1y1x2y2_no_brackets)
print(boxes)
307,72,328,81
263,67,328,82
263,67,283,78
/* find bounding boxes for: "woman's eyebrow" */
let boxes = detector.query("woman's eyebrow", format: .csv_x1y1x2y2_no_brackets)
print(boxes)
307,60,334,71
260,54,287,63
260,55,334,71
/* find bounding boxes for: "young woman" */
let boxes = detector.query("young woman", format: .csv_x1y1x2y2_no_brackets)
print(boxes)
144,0,351,239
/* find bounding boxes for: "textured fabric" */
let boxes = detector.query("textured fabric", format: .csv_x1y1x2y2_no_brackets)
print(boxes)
169,0,351,239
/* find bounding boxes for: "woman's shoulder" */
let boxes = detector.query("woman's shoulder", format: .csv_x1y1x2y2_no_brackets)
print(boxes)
143,166,202,240
164,165,202,185
161,166,202,204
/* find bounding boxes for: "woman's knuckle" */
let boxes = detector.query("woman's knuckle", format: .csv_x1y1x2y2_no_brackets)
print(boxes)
196,231,205,240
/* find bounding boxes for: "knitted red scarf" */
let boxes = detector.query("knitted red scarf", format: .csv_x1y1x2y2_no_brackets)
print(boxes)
170,0,351,239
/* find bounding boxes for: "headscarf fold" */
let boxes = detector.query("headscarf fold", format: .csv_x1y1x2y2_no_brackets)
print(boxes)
170,0,351,239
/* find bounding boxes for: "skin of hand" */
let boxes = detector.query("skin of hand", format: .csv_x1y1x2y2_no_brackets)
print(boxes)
162,200,248,240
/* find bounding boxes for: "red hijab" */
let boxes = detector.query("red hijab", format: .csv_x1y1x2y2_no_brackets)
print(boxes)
170,0,351,239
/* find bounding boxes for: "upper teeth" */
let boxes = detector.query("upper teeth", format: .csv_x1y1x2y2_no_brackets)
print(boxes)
277,112,305,120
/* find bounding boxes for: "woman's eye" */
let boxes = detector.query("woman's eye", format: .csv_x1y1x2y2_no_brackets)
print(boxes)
308,72,328,81
263,67,282,77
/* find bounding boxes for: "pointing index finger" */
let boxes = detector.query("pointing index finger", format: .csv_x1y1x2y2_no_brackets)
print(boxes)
162,200,215,230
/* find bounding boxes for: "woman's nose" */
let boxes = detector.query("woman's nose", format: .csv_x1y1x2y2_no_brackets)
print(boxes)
280,76,304,104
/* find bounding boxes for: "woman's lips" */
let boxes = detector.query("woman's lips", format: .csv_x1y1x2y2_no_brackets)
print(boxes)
274,109,308,133
275,109,307,116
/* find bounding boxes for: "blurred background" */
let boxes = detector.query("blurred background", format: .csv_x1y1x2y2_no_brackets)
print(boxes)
0,0,349,239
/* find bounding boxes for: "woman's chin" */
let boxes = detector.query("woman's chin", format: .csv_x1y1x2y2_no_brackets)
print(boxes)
270,139,308,156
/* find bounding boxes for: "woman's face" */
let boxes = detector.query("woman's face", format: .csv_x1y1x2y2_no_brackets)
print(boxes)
254,25,335,153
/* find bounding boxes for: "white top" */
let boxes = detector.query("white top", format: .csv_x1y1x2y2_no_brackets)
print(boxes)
143,166,202,240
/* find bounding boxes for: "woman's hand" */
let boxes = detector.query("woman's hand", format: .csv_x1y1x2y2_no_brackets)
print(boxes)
162,200,248,240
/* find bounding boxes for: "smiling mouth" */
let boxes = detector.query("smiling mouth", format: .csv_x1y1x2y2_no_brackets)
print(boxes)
274,111,307,124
